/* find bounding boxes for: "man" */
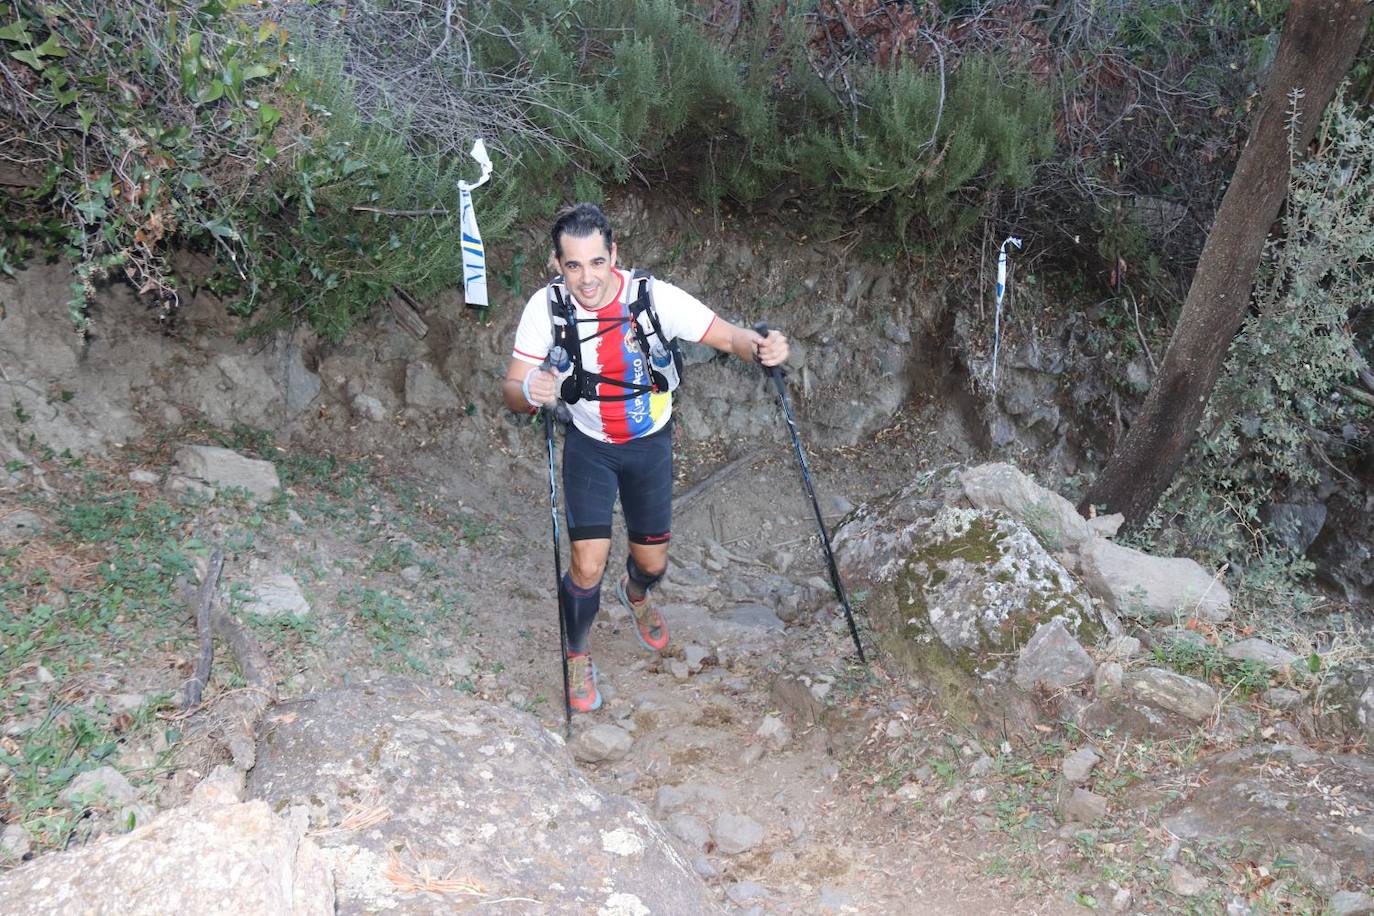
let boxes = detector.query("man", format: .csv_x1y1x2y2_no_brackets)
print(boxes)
502,203,789,713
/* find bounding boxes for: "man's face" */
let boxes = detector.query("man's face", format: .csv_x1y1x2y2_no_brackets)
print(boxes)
555,232,617,310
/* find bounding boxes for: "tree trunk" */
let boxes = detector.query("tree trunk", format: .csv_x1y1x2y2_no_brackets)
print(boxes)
1080,0,1372,525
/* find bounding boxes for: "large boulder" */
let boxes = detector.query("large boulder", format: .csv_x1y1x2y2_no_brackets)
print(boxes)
835,498,1102,729
0,797,333,914
247,682,717,915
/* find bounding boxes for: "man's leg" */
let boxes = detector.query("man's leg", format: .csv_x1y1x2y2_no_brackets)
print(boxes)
625,542,669,600
616,424,673,650
564,538,610,653
561,426,619,655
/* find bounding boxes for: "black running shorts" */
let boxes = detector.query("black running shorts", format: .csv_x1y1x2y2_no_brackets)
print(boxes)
563,422,673,544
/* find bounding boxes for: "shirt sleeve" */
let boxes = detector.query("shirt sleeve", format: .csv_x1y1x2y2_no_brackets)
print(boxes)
511,287,554,366
651,279,716,343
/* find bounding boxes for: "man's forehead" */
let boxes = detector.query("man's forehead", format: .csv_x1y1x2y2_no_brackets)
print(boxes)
557,233,612,261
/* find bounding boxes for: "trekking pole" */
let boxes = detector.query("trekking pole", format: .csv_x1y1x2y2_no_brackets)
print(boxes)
541,348,574,737
753,323,867,666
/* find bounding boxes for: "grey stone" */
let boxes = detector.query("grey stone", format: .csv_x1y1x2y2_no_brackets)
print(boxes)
668,659,690,681
0,801,333,915
1014,619,1095,690
1087,513,1125,538
1261,687,1302,709
1167,864,1209,897
1078,538,1230,622
242,574,311,619
1264,502,1327,555
727,604,785,631
399,564,423,584
0,825,29,861
691,855,718,879
1110,888,1132,911
403,360,460,410
1062,747,1100,784
1124,668,1218,722
166,474,216,501
666,813,711,849
834,502,1102,688
247,684,714,913
1222,638,1298,669
683,644,710,673
1279,842,1340,895
713,812,766,855
1061,788,1108,824
190,766,245,809
726,881,767,904
957,463,1095,551
173,445,280,503
1330,891,1374,916
572,723,633,763
351,393,387,422
60,766,138,808
968,755,995,778
1094,661,1124,694
128,469,160,485
755,715,792,751
738,744,765,767
1105,635,1141,659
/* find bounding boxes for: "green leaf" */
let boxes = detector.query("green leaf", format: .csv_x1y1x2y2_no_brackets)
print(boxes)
241,63,271,81
10,48,42,69
1307,652,1321,673
341,158,368,177
257,101,280,130
73,198,106,222
0,21,31,42
77,106,94,133
34,32,66,57
202,218,239,240
197,79,224,103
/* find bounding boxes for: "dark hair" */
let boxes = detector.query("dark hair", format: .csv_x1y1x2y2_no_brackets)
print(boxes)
551,202,613,258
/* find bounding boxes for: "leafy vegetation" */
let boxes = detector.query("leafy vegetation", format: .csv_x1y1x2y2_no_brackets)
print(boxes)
0,0,1054,339
1140,94,1374,602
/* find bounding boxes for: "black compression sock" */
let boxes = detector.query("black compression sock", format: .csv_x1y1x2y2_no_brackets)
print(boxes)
561,572,602,654
625,556,665,603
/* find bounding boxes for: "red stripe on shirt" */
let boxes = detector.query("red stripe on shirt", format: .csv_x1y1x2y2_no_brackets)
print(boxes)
513,346,545,363
695,314,718,343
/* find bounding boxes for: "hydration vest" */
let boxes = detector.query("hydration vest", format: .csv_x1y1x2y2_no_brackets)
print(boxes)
547,269,685,404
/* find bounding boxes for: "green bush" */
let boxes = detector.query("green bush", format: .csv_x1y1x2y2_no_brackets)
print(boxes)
1,0,1055,339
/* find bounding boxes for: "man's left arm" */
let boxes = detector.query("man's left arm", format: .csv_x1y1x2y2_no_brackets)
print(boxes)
699,318,789,368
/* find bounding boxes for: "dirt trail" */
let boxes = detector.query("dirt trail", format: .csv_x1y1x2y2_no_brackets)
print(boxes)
418,410,1079,915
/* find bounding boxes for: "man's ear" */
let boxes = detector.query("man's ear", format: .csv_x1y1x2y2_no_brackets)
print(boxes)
547,250,560,275
609,241,618,266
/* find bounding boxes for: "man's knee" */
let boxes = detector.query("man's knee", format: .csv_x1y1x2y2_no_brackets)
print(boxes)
569,544,609,587
627,554,666,588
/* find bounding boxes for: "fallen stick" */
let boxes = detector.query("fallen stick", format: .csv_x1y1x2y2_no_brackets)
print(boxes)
182,550,224,710
673,449,765,516
210,601,277,771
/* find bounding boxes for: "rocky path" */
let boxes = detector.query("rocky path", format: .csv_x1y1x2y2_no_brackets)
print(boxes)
451,437,1078,915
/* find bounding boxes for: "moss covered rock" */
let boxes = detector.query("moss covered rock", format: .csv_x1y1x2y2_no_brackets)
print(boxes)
836,502,1103,729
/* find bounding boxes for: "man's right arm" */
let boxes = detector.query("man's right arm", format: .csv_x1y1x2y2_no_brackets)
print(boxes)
502,357,559,413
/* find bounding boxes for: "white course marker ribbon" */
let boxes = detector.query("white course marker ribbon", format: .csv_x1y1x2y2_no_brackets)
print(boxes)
990,235,1023,389
458,138,493,309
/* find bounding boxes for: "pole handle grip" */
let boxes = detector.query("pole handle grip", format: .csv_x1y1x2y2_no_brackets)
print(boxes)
752,321,784,383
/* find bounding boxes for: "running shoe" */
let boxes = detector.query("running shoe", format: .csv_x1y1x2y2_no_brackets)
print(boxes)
566,651,602,713
616,575,669,653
